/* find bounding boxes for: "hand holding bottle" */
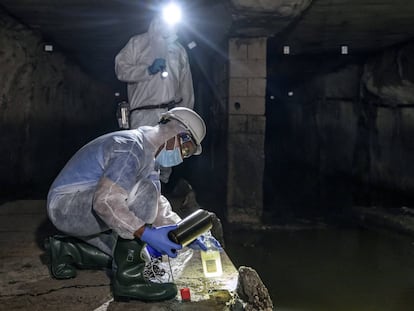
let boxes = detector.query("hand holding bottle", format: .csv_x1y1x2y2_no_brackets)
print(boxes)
141,224,182,258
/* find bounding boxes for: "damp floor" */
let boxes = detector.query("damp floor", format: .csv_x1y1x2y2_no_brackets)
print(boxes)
0,200,239,311
225,224,414,311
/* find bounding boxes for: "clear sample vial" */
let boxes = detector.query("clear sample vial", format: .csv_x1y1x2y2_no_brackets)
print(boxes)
201,232,222,277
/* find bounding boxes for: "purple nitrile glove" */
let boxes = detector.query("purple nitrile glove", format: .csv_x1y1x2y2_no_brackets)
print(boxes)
188,234,223,252
146,244,162,258
187,236,207,251
148,58,166,75
141,224,182,258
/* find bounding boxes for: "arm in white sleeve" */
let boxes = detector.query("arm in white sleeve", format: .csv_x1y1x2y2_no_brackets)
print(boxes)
115,36,153,83
93,177,145,239
152,195,181,227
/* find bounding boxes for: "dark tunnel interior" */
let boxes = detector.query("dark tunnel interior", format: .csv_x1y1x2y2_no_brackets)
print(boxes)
1,1,414,310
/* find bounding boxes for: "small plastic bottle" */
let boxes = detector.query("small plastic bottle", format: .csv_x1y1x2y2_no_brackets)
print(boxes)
201,232,223,278
116,101,130,129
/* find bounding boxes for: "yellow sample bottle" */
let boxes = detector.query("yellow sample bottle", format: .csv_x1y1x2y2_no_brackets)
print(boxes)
201,233,223,278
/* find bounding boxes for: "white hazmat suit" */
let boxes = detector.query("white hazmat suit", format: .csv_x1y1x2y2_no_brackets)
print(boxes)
44,109,220,302
115,16,194,129
46,125,187,256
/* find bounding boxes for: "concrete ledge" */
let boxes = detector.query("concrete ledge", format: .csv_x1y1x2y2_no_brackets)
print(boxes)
0,200,239,310
352,206,414,235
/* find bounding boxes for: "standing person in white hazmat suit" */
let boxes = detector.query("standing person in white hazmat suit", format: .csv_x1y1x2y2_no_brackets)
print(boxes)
115,6,194,183
115,13,194,129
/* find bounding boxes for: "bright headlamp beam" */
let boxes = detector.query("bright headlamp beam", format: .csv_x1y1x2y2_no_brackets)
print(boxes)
162,2,182,26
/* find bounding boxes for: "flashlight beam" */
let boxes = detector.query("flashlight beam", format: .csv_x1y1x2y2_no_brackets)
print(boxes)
162,2,182,26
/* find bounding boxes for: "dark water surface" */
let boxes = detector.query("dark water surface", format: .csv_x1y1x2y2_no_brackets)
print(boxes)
225,226,414,311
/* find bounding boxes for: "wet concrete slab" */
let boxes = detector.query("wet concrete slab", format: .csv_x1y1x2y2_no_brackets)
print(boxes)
0,200,239,311
353,205,414,236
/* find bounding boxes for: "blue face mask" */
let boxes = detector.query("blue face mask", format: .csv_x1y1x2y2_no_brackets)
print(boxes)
156,146,183,167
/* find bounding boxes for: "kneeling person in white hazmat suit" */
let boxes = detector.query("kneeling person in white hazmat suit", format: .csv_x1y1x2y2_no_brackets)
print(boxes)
45,107,220,302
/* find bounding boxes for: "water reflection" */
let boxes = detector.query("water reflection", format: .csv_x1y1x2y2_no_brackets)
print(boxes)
225,226,414,311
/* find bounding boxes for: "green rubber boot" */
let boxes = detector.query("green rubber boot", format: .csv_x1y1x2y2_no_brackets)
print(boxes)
112,237,177,302
44,235,112,279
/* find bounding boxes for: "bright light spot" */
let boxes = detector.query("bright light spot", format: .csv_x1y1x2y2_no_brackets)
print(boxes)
162,3,182,26
188,41,197,49
288,91,294,96
161,71,169,78
44,44,53,52
341,45,348,54
283,46,290,54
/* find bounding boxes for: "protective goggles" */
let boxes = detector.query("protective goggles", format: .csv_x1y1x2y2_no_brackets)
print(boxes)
178,132,196,158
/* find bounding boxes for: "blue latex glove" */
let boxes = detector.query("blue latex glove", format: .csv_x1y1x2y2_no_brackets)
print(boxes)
148,58,166,75
187,236,207,251
146,244,162,258
206,235,223,252
188,234,223,252
141,224,182,258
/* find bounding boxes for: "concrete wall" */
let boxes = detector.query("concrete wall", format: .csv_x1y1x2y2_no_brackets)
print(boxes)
227,38,267,223
264,41,414,219
204,40,230,218
171,39,230,220
0,9,116,197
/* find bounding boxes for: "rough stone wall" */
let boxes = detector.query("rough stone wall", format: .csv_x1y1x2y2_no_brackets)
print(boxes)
231,0,312,15
360,42,414,206
265,58,361,217
227,37,266,223
0,9,115,197
229,0,313,37
207,40,229,216
170,40,230,220
265,41,414,218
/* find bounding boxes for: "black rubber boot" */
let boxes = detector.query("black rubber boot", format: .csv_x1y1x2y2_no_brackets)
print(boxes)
44,235,112,279
112,237,177,302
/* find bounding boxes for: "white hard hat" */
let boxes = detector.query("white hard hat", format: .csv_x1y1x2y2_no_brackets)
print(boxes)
161,107,206,155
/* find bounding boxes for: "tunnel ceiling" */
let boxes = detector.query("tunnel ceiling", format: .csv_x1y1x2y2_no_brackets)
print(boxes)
1,0,414,86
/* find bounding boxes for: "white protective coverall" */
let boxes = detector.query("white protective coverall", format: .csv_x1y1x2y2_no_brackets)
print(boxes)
115,16,194,129
47,127,181,256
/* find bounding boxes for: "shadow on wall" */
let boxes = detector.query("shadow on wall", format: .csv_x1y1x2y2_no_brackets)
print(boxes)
264,39,414,222
0,9,117,198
